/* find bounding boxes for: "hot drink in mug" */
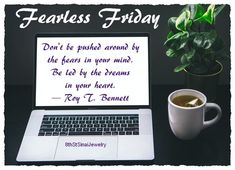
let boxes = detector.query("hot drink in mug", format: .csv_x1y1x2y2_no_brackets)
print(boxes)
168,89,222,140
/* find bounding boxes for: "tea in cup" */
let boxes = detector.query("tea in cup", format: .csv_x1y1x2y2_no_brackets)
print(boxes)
168,89,222,140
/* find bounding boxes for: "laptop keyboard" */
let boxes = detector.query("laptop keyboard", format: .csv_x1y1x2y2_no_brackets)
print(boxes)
38,114,139,136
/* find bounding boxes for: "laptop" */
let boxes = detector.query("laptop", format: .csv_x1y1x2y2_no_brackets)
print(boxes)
16,33,154,162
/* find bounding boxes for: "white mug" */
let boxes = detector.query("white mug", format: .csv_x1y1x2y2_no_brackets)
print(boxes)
168,89,222,140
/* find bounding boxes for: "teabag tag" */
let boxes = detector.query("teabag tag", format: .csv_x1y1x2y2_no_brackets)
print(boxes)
185,98,199,107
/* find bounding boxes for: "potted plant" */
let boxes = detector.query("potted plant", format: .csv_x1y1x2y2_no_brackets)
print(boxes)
164,4,228,101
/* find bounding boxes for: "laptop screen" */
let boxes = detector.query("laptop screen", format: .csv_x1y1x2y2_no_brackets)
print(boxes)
35,34,150,107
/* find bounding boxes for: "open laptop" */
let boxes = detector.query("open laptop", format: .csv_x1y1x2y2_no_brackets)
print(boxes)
17,33,154,162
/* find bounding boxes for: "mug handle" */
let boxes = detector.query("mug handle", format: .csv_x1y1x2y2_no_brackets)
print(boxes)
203,103,222,129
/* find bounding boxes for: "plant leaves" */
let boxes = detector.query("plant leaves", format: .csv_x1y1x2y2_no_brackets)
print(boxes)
174,63,190,72
176,10,192,31
165,32,187,45
180,49,195,64
166,49,176,57
164,32,189,50
165,4,227,74
180,55,188,64
189,4,205,20
193,34,204,48
166,48,185,58
195,4,215,24
193,30,217,49
203,30,217,49
167,31,174,39
168,17,179,33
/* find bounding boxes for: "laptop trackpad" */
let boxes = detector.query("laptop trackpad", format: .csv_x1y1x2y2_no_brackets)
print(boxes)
54,136,118,161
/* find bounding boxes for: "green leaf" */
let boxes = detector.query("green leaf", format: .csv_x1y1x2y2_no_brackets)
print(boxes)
168,17,179,33
166,48,185,58
164,32,189,50
176,10,192,31
189,4,205,20
180,49,195,64
174,63,190,72
166,49,176,57
180,5,190,15
167,31,174,39
214,5,225,17
195,4,215,24
193,30,217,49
193,34,204,48
203,40,212,49
203,30,217,49
205,4,216,24
180,55,188,64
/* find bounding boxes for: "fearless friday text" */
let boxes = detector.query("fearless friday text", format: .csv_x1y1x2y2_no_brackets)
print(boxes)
16,8,160,29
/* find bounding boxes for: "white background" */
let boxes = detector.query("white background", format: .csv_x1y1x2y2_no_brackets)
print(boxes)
1,0,234,169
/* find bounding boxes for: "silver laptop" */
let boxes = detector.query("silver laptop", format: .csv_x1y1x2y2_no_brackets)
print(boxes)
17,33,154,162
